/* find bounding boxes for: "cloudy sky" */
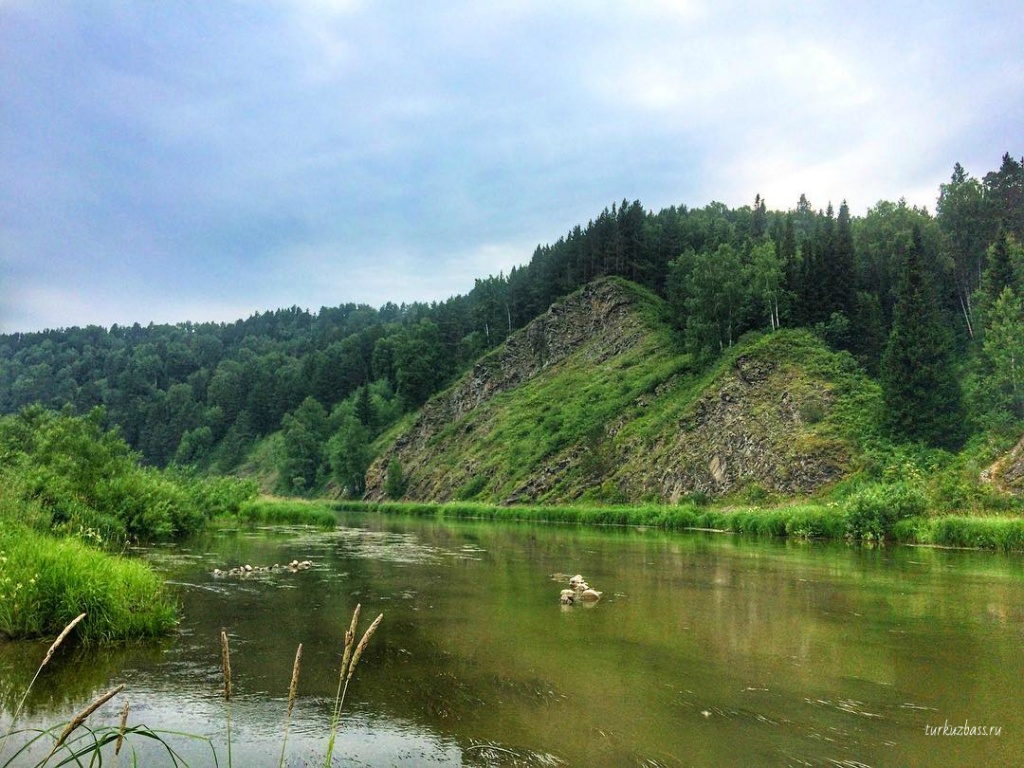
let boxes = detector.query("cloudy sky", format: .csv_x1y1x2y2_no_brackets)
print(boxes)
1,1,1021,333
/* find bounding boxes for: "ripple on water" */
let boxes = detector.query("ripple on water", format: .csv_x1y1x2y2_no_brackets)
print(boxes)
290,527,445,565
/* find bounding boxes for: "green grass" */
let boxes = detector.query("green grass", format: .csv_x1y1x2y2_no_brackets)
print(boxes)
336,498,850,537
225,498,338,528
0,526,176,643
337,497,1024,552
894,515,1024,552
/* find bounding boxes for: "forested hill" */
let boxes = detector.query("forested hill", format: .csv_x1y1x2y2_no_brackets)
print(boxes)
1,153,1022,498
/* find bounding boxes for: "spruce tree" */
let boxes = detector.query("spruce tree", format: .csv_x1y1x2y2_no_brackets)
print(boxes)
880,227,964,448
833,201,856,318
981,228,1018,303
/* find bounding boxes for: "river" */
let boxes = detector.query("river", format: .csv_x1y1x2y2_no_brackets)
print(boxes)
2,512,1023,766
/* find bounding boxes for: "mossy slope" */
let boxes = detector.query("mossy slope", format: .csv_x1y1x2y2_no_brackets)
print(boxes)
365,278,881,504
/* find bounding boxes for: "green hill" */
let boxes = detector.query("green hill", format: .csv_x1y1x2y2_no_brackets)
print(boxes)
365,278,882,504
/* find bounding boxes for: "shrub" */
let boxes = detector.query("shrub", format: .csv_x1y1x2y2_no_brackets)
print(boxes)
384,459,408,499
844,482,927,540
455,475,488,501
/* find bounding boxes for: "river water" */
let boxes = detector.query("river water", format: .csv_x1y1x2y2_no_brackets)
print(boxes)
2,512,1023,766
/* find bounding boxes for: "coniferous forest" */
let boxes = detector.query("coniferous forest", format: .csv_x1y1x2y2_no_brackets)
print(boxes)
2,153,1023,498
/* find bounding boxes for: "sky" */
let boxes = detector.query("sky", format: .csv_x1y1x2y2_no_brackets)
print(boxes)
1,1,1022,333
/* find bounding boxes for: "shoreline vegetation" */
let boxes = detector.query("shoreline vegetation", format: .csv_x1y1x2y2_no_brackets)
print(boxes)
2,404,1022,647
0,407,257,644
332,495,1024,553
0,606,382,767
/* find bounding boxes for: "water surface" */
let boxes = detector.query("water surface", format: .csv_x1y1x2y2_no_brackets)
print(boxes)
2,513,1023,766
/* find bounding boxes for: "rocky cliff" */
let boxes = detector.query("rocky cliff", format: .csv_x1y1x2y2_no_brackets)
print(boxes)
364,278,878,504
987,434,1024,493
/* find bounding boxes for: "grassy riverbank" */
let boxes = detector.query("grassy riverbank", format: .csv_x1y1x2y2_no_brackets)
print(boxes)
0,407,257,643
333,488,1024,552
0,527,176,643
229,498,337,528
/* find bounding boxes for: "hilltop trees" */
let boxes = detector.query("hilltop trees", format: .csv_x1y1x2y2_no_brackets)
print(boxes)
880,227,964,448
1,152,1022,494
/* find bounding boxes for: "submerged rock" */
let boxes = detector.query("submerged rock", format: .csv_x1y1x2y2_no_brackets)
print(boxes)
560,574,602,605
212,560,314,577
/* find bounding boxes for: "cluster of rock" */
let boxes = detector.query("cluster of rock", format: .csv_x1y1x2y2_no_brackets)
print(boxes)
212,559,313,577
560,574,602,605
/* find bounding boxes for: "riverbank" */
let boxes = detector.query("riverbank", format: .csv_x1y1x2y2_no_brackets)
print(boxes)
0,408,256,643
331,493,1024,552
0,526,176,643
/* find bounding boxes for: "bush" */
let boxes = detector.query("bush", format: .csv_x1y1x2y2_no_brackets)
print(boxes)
844,482,927,540
455,475,488,501
384,458,408,499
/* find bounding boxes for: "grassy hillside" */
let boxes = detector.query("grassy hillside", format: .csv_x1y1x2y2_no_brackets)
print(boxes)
365,278,883,505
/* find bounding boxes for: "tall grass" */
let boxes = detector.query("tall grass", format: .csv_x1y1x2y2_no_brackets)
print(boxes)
325,604,383,766
0,527,176,643
228,498,338,528
338,496,1024,551
1,610,384,766
221,628,233,768
896,515,1024,552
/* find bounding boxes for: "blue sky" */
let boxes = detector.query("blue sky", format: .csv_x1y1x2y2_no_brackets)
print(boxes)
2,1,1022,332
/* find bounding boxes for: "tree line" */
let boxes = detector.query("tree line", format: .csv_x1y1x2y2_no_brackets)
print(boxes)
1,152,1021,494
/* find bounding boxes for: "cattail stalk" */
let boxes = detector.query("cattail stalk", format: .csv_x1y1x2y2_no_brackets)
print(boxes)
1,613,87,758
278,643,302,768
339,604,360,684
346,613,383,684
221,628,233,768
325,605,382,767
115,698,130,756
47,684,124,759
42,613,87,669
220,629,232,701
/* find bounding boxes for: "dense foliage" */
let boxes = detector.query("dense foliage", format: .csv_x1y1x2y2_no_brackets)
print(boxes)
0,406,257,542
0,408,257,640
1,153,1022,496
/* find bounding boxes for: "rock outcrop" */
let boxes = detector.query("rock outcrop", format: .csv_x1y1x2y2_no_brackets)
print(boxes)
363,279,650,500
618,353,849,500
985,434,1024,493
364,278,873,504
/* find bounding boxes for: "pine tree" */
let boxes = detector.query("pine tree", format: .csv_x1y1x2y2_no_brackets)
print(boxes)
832,201,856,319
880,227,964,448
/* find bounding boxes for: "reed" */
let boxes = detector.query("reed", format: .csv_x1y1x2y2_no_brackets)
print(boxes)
278,643,303,768
0,612,86,759
0,614,384,766
221,628,233,768
46,684,124,760
324,605,383,767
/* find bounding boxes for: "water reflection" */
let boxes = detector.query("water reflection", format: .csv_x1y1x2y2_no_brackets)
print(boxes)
2,516,1023,766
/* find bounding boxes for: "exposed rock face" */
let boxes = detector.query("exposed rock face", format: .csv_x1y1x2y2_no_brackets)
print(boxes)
619,354,848,500
364,278,863,504
988,434,1024,492
363,279,646,500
